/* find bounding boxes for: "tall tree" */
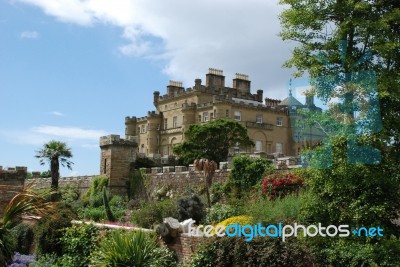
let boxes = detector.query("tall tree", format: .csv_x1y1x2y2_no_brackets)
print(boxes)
173,119,254,165
35,140,73,196
279,0,400,158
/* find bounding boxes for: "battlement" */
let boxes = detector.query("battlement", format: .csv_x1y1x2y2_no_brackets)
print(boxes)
0,166,27,181
125,116,137,123
100,135,137,147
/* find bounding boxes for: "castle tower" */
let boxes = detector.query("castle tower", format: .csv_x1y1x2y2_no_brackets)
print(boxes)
146,111,162,155
100,135,137,195
125,116,137,139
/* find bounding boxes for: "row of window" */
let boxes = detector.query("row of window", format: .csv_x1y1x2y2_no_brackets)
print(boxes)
151,142,283,156
138,114,283,132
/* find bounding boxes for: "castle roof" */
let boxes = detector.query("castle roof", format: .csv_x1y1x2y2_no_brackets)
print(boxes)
278,91,303,107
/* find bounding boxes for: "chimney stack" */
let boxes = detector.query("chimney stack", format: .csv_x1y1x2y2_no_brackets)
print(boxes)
206,68,225,88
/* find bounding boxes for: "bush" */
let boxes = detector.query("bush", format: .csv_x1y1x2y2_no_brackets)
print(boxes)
241,193,303,224
90,230,157,267
261,172,304,200
176,194,205,224
33,205,75,256
205,204,240,224
11,223,34,255
151,247,178,267
131,199,178,228
59,224,99,267
228,156,274,196
190,236,315,267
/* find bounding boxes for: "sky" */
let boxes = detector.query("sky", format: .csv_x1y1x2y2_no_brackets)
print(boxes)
0,0,296,176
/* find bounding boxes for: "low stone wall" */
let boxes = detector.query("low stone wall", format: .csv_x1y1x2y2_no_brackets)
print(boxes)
0,166,26,215
141,165,231,199
28,176,95,194
165,234,203,264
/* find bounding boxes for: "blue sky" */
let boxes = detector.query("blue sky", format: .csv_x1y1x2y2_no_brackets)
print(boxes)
0,0,294,176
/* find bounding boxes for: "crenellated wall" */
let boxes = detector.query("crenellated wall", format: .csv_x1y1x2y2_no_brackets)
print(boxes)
0,166,26,215
28,175,95,193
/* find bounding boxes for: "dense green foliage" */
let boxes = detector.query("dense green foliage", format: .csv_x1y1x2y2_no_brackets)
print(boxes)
190,236,315,267
58,223,99,267
90,230,157,267
173,119,254,165
131,199,178,228
33,205,75,256
228,156,274,196
204,203,240,224
11,223,34,255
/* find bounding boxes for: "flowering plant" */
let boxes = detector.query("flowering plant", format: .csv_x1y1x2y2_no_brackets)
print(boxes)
261,172,304,200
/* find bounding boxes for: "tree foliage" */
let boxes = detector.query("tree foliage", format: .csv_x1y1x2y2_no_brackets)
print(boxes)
173,119,254,165
280,0,400,157
35,140,74,197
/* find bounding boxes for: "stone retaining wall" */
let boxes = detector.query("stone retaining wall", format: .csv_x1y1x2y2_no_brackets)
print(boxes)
28,176,94,194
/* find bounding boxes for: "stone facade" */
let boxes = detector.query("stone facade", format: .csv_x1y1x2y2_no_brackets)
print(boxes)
99,68,323,193
100,135,137,195
124,68,297,158
0,166,26,216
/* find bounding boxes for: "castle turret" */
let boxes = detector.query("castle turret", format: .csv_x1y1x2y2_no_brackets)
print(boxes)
153,91,160,107
167,80,183,97
125,116,137,139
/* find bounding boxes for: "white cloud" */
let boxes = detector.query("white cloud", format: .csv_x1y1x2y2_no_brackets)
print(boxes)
15,0,295,98
31,126,107,140
51,111,65,116
0,126,108,146
20,31,39,39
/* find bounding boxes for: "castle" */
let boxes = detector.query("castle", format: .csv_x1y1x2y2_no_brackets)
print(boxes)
100,68,323,193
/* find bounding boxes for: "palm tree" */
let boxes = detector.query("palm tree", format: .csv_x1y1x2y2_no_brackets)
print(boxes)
0,186,54,265
35,140,73,198
194,158,217,208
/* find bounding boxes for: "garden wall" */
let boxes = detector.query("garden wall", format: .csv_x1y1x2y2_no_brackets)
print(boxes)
161,233,203,264
141,165,230,198
0,166,26,216
28,176,94,194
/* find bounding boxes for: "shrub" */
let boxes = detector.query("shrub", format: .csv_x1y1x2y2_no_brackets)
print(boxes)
33,205,75,256
131,199,178,228
59,223,99,267
82,176,108,207
90,230,157,267
176,194,205,224
228,156,274,196
261,172,304,200
241,194,303,224
11,223,34,255
215,215,254,229
151,247,178,267
205,204,240,224
190,236,315,267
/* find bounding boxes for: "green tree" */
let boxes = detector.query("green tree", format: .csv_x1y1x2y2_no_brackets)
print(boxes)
279,0,400,157
35,140,73,198
173,119,254,165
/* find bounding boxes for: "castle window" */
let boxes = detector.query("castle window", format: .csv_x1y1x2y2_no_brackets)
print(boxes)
234,111,241,121
277,117,283,126
173,116,178,128
256,114,263,124
198,115,201,122
164,119,168,129
226,109,229,118
140,144,145,153
103,159,107,174
203,112,209,122
210,112,214,120
276,143,283,153
255,141,262,152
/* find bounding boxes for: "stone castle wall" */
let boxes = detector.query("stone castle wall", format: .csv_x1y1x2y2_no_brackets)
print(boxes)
0,166,26,216
28,176,95,194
